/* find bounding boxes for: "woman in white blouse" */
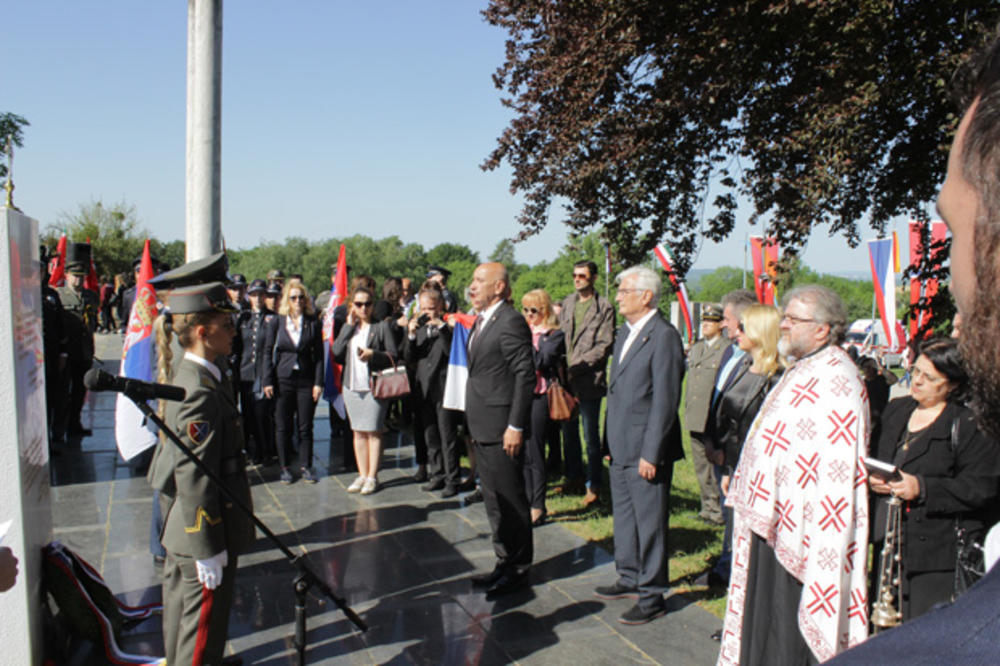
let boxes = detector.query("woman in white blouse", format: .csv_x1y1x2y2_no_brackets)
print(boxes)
332,286,398,495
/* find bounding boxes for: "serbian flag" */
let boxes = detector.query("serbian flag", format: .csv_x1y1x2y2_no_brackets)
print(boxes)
114,240,159,461
443,313,476,411
322,244,348,419
48,231,67,287
84,237,99,292
868,237,899,350
652,244,694,343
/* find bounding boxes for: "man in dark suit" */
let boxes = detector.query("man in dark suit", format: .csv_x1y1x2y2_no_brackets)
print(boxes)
596,265,685,625
404,287,460,497
465,262,536,597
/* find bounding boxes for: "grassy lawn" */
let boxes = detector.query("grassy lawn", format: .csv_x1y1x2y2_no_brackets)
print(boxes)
542,385,728,619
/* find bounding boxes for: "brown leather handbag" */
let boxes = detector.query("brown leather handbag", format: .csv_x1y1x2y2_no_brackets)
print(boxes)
371,355,411,399
547,378,578,421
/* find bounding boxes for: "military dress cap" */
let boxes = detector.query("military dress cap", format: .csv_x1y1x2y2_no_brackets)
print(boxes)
701,303,723,321
167,282,239,314
266,269,285,281
247,278,266,294
265,281,282,296
147,252,229,290
66,242,92,275
228,273,247,288
132,254,162,271
426,265,451,279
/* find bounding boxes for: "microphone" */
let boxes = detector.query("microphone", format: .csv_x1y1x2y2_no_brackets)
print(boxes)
84,368,187,402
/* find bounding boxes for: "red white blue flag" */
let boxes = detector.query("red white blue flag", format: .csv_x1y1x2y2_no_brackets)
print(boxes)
653,244,694,343
868,237,899,350
322,244,348,419
443,313,476,411
114,240,158,461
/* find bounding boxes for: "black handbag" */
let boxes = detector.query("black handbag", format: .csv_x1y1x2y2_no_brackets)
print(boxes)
951,418,986,598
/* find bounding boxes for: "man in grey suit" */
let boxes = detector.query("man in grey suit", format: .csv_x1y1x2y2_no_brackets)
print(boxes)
465,262,536,597
595,265,685,625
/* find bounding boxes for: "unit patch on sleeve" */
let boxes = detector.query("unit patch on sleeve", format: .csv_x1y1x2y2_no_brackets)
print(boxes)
188,421,212,444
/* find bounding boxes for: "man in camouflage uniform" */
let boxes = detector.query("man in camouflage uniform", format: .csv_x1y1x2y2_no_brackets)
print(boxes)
56,242,99,437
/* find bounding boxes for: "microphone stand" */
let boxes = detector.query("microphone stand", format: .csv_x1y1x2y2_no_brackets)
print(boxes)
124,389,367,665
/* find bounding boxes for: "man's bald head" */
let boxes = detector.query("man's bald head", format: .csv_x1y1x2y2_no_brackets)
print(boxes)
470,262,510,311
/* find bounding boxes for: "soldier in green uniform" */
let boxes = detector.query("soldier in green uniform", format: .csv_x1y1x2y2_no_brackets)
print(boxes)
56,242,99,437
147,281,255,666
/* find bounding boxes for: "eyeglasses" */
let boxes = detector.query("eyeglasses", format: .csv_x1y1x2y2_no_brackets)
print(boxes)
354,301,372,308
572,272,590,279
289,295,305,301
781,314,817,326
617,288,646,295
911,366,946,384
522,306,540,315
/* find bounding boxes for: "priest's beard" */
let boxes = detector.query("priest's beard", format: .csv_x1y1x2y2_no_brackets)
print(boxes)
777,337,798,364
960,228,1000,439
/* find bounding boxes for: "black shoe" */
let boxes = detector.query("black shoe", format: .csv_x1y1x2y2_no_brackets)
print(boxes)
412,468,429,483
594,582,640,600
711,629,723,642
456,478,477,492
421,479,445,492
440,485,458,499
301,467,318,484
619,602,667,625
707,571,728,588
471,566,505,588
485,570,529,598
463,488,483,506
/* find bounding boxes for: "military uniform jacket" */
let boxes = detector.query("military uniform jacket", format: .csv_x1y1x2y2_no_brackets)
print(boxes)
147,356,256,560
56,286,98,363
683,335,727,433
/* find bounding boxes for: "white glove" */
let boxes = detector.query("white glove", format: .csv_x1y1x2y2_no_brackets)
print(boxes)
195,549,228,591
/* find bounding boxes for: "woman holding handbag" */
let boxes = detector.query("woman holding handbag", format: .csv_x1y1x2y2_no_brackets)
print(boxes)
868,336,1000,621
262,279,324,485
521,289,567,526
333,286,399,495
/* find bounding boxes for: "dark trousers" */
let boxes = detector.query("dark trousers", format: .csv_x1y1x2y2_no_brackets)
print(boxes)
67,356,90,430
561,397,604,488
409,391,428,466
610,461,672,608
239,381,275,463
162,550,238,666
523,393,550,510
475,440,533,573
275,372,317,469
418,394,460,488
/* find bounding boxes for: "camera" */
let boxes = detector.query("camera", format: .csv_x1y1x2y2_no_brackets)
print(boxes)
417,314,431,327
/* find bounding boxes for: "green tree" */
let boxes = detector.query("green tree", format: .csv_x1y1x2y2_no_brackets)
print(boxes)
0,113,29,181
689,266,745,304
483,1,999,270
425,242,479,267
47,199,152,277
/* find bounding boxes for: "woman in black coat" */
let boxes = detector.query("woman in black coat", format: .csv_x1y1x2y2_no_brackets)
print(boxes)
869,337,1000,621
521,289,566,526
263,279,324,485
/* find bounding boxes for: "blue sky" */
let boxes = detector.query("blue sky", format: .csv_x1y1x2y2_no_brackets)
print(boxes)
4,1,934,275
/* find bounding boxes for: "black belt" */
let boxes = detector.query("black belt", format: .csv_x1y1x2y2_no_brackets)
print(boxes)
220,453,245,476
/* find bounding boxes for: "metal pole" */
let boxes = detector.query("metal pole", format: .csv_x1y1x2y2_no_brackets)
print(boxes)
186,0,223,261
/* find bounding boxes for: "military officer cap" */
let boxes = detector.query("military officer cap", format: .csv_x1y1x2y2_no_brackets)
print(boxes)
265,281,282,296
131,254,162,272
266,269,285,281
426,265,451,279
701,303,723,322
228,273,247,288
247,278,266,294
66,242,92,275
167,282,239,314
148,252,229,290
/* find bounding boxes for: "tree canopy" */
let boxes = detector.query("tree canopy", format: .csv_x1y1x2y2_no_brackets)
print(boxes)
482,1,1000,272
0,112,29,181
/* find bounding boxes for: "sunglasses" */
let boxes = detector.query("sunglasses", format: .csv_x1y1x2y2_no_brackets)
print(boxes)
522,306,540,315
737,322,745,333
354,301,373,308
289,295,305,301
572,272,590,279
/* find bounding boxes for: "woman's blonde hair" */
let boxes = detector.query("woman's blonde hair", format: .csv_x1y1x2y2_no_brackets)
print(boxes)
741,304,783,377
278,279,315,316
153,309,225,432
521,288,558,329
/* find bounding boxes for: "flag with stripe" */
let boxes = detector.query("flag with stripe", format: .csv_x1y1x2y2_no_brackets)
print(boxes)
868,237,899,350
442,313,476,411
114,242,159,457
322,244,347,419
48,231,67,287
652,244,694,343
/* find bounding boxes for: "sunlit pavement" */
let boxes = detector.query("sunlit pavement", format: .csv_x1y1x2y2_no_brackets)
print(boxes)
49,332,721,665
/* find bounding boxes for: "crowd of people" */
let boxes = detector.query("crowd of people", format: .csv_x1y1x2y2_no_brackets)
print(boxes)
32,33,1000,665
